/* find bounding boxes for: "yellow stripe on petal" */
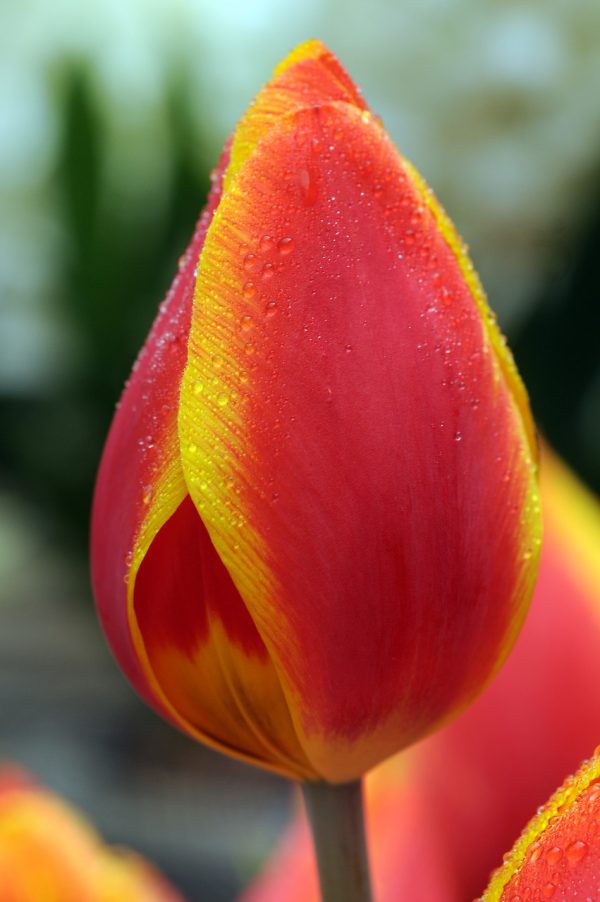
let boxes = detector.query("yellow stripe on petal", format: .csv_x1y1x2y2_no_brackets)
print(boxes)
144,618,315,780
481,750,600,901
273,38,328,77
540,447,600,608
403,158,538,463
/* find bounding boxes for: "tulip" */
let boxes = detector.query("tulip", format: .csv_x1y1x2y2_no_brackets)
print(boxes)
239,449,600,902
0,766,183,902
91,38,540,900
481,749,600,901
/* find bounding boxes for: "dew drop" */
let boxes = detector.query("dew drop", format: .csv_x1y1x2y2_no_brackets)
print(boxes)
217,393,229,408
542,883,556,899
566,840,588,863
277,237,294,256
529,842,543,863
265,300,278,317
261,262,275,280
212,354,223,369
298,168,317,205
188,443,197,455
142,487,152,505
454,431,462,442
259,235,274,253
243,280,256,299
344,344,353,353
243,253,258,271
244,341,255,356
193,380,204,395
546,847,562,866
239,371,249,384
240,315,254,332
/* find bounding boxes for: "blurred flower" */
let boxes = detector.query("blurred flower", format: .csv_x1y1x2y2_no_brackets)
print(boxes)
239,448,600,900
0,766,183,902
481,749,600,900
91,40,540,783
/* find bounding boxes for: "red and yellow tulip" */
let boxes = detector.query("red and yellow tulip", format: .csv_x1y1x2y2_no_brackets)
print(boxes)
91,39,541,783
239,449,600,900
0,767,183,902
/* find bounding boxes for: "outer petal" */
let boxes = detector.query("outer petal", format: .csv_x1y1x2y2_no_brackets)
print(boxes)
91,142,313,778
179,94,539,778
481,751,600,901
0,768,183,902
239,449,600,900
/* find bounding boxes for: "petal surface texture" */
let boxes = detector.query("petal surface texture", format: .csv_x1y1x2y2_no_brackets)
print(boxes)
179,47,539,779
92,40,540,782
238,448,600,900
482,751,600,901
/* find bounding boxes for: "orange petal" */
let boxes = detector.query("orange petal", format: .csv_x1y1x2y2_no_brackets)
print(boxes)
0,767,183,902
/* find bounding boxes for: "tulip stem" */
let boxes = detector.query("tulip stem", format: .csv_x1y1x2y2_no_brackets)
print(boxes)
301,778,373,902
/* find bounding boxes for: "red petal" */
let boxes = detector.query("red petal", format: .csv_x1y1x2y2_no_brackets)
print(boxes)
90,144,230,716
180,98,539,780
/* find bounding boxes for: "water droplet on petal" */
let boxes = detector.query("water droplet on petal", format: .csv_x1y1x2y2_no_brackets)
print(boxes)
566,840,588,863
277,237,294,256
529,842,543,863
243,280,256,299
546,847,562,866
542,883,555,899
298,168,317,205
454,431,462,442
259,235,273,253
240,315,254,332
217,393,229,408
265,301,278,317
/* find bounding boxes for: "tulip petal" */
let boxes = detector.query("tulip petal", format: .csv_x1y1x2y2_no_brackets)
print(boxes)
481,751,600,901
0,768,183,902
91,140,314,778
224,39,367,192
91,150,225,723
179,93,540,780
133,494,315,778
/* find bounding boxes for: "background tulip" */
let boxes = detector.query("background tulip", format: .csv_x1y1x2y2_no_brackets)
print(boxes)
481,750,600,901
239,448,600,901
91,37,540,785
0,766,183,902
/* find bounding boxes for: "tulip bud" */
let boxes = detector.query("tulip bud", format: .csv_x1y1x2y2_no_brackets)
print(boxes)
481,750,600,901
91,39,541,783
0,767,183,901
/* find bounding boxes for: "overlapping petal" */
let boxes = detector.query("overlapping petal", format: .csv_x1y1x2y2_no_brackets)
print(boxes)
239,448,600,898
92,40,540,782
0,767,183,902
481,751,600,901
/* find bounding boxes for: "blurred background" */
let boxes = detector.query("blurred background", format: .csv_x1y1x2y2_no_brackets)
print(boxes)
1,0,599,898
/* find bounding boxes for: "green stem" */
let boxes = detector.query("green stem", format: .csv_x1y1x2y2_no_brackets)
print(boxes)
301,778,373,902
